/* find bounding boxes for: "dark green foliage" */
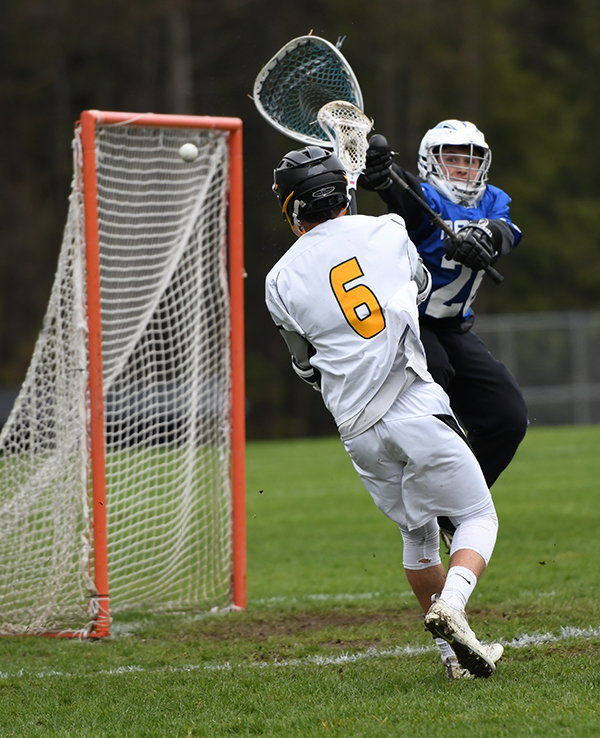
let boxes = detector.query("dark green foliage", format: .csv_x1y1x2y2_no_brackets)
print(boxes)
1,0,599,435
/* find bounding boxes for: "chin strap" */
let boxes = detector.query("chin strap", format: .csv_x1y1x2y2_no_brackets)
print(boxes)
291,198,306,236
281,191,307,235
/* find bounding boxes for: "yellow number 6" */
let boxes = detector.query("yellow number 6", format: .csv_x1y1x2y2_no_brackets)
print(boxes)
329,258,386,339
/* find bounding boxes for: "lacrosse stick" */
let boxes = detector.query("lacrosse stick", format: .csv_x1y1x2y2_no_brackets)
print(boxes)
253,35,363,146
254,38,503,283
317,100,373,214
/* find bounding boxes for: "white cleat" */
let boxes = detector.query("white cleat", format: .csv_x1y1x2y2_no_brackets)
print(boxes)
442,654,473,680
487,642,504,665
425,595,497,678
442,643,504,680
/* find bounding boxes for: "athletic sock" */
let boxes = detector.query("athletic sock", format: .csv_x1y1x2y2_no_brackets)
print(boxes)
441,565,477,611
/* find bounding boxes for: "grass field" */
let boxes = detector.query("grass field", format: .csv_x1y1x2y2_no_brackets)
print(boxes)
2,425,600,736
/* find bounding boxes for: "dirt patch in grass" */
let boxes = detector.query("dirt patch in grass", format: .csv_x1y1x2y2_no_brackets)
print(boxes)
129,608,432,651
191,609,423,642
125,602,525,653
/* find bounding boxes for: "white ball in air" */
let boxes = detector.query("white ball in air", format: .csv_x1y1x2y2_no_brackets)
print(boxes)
179,143,199,162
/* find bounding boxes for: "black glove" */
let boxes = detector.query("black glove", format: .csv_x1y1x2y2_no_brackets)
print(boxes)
358,134,393,191
444,220,496,272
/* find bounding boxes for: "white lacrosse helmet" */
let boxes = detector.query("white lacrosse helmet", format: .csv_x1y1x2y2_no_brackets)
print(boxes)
417,120,491,206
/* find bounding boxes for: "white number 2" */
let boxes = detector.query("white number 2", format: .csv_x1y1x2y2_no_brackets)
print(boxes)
426,220,484,319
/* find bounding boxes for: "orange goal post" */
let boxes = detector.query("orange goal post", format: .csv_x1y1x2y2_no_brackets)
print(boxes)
0,111,246,637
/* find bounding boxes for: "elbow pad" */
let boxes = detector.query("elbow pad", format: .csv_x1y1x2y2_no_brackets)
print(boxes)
279,328,321,390
485,219,515,260
414,259,432,305
291,359,321,391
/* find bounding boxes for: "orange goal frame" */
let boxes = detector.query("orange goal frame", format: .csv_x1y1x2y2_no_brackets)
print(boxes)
80,110,246,637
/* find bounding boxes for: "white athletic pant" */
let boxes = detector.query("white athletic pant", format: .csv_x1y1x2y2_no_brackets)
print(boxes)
342,382,497,569
343,412,494,531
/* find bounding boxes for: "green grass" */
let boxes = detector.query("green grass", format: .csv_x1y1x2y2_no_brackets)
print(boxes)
2,425,600,736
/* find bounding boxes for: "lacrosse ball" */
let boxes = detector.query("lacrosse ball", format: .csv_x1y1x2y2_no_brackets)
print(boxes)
179,143,199,162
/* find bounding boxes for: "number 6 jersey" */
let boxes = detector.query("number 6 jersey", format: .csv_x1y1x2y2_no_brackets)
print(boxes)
265,213,434,435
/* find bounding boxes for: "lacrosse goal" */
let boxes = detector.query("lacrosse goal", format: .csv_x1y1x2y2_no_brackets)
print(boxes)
0,111,245,637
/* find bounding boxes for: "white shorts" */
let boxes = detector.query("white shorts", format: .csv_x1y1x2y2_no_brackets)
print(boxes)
342,380,492,531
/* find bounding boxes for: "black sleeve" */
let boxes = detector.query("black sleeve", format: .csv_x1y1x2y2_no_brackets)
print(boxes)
377,164,434,235
278,328,321,388
486,219,515,259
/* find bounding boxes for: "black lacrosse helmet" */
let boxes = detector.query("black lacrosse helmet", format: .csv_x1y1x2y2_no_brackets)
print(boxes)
273,146,349,231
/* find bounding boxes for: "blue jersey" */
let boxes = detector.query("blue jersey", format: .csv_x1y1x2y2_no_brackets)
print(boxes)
411,184,522,321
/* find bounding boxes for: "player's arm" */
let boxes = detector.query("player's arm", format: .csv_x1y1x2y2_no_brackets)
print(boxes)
266,273,321,389
278,327,321,390
381,165,433,234
484,188,522,255
359,136,433,234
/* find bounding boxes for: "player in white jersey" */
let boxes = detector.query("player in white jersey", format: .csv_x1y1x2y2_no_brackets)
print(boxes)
359,120,528,548
265,145,504,679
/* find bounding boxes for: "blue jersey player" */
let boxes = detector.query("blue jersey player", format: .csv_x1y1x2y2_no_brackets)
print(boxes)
359,120,528,545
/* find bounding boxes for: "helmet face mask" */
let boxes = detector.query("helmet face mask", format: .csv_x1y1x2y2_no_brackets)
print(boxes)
273,146,349,233
417,120,491,207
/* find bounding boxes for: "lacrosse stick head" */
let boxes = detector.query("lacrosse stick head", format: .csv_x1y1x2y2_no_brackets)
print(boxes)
317,101,373,178
253,36,363,146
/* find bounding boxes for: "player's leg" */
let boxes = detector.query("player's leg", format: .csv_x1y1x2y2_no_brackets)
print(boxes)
418,322,472,546
344,403,502,677
343,419,460,676
398,512,493,619
424,499,502,678
421,505,502,678
445,502,498,609
390,410,502,677
400,514,502,680
401,518,446,612
418,320,455,390
342,430,448,614
399,519,465,678
439,328,528,487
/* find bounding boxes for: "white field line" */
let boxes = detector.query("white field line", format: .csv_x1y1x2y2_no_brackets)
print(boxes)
1,624,600,681
250,591,413,605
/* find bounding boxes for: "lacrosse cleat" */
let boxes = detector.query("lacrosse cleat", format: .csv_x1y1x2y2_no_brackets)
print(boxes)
486,642,504,665
425,595,497,678
442,654,473,681
442,642,504,680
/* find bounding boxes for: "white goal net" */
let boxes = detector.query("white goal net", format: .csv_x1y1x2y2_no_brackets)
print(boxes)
0,115,244,635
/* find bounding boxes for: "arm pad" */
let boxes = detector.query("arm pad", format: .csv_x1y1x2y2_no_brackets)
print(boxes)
486,219,515,260
414,257,432,304
279,328,321,390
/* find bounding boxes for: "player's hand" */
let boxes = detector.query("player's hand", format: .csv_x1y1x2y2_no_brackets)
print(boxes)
444,220,496,272
358,134,393,191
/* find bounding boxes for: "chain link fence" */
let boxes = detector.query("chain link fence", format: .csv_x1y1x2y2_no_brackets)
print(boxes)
475,310,600,426
3,311,600,433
